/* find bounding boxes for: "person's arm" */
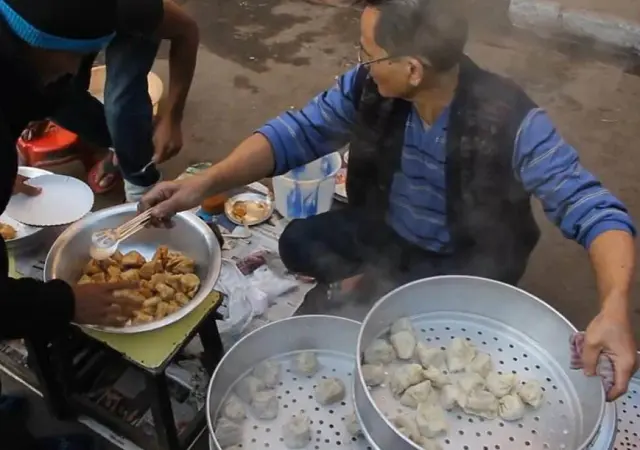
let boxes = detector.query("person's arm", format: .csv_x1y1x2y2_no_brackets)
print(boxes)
514,108,637,398
152,0,199,123
199,68,360,195
513,108,635,301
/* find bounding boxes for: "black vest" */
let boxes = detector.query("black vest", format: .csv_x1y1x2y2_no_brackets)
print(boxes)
346,57,540,272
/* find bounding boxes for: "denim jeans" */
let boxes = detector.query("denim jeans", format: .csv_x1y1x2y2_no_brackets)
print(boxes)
52,34,161,188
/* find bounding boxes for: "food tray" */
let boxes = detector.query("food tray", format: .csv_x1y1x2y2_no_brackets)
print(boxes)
224,192,274,227
207,315,372,450
613,353,640,449
44,203,222,334
355,276,605,450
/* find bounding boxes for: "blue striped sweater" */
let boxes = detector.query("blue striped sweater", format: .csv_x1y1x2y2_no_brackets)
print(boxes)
258,68,635,252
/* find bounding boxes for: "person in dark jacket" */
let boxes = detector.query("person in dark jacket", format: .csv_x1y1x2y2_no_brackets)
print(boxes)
137,0,637,401
0,3,141,447
0,0,139,340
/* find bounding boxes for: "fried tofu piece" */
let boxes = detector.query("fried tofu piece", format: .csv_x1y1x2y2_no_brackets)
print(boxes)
111,250,124,264
121,251,145,269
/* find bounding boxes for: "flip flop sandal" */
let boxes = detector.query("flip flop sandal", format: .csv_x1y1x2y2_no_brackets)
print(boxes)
87,153,121,194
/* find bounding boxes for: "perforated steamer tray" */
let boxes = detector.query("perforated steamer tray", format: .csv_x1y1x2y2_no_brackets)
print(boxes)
354,276,606,450
612,356,640,450
206,315,372,450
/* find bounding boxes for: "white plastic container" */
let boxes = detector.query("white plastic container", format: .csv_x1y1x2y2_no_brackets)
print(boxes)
272,152,342,219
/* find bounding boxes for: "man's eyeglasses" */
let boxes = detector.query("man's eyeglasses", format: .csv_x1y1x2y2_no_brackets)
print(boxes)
357,46,393,66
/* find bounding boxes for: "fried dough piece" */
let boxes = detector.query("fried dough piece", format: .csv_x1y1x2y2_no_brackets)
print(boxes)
174,292,190,305
152,246,169,266
165,274,183,293
155,301,170,320
121,251,145,268
166,256,195,274
78,274,93,285
0,223,17,240
120,269,141,282
132,311,153,324
113,289,146,303
181,273,200,298
143,296,161,308
83,259,102,276
90,272,106,283
111,250,124,264
150,273,169,287
139,260,162,280
155,283,175,301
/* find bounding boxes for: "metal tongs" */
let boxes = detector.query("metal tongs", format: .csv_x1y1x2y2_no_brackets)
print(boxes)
89,211,152,260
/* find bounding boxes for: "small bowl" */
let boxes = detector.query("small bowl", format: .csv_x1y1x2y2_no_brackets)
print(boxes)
224,193,273,227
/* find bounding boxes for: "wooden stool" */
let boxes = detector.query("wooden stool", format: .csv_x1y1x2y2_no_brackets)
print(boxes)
17,121,98,173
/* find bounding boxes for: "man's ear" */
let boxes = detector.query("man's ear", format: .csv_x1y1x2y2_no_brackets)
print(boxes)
406,57,424,87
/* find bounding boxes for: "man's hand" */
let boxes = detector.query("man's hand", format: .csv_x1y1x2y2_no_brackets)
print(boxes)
583,302,638,401
12,175,41,196
72,282,140,327
138,175,210,221
152,117,183,164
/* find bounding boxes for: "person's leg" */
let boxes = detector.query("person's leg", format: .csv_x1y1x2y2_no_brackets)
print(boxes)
279,208,385,283
104,34,161,202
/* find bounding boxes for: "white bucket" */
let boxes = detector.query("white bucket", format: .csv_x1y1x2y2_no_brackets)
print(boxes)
272,152,342,219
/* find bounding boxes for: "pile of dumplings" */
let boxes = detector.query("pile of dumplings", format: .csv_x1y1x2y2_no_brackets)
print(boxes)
362,318,545,450
215,351,355,449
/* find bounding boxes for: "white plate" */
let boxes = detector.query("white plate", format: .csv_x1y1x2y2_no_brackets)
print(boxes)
6,174,94,227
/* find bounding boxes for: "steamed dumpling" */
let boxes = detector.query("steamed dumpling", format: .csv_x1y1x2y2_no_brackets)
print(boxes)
293,351,320,376
251,390,279,420
282,414,311,449
440,384,463,410
486,371,518,398
390,330,417,360
253,359,281,388
390,364,425,396
400,380,437,409
446,338,477,372
499,394,526,421
364,339,396,365
345,412,362,436
423,366,450,388
415,436,443,450
362,364,386,387
222,395,246,422
390,317,414,335
517,380,544,409
215,417,243,448
462,390,499,419
235,375,267,404
416,402,448,438
393,413,420,442
467,352,493,377
457,372,485,394
315,377,346,405
415,342,445,368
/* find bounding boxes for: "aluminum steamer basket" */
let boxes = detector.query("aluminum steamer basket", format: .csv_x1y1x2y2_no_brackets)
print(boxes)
207,315,372,450
355,276,605,450
612,351,640,449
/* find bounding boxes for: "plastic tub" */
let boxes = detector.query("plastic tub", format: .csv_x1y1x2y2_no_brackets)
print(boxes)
272,152,342,219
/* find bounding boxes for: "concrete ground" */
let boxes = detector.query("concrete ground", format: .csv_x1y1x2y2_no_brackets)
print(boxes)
4,0,640,448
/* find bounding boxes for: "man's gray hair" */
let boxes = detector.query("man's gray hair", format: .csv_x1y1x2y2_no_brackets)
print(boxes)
364,0,468,71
